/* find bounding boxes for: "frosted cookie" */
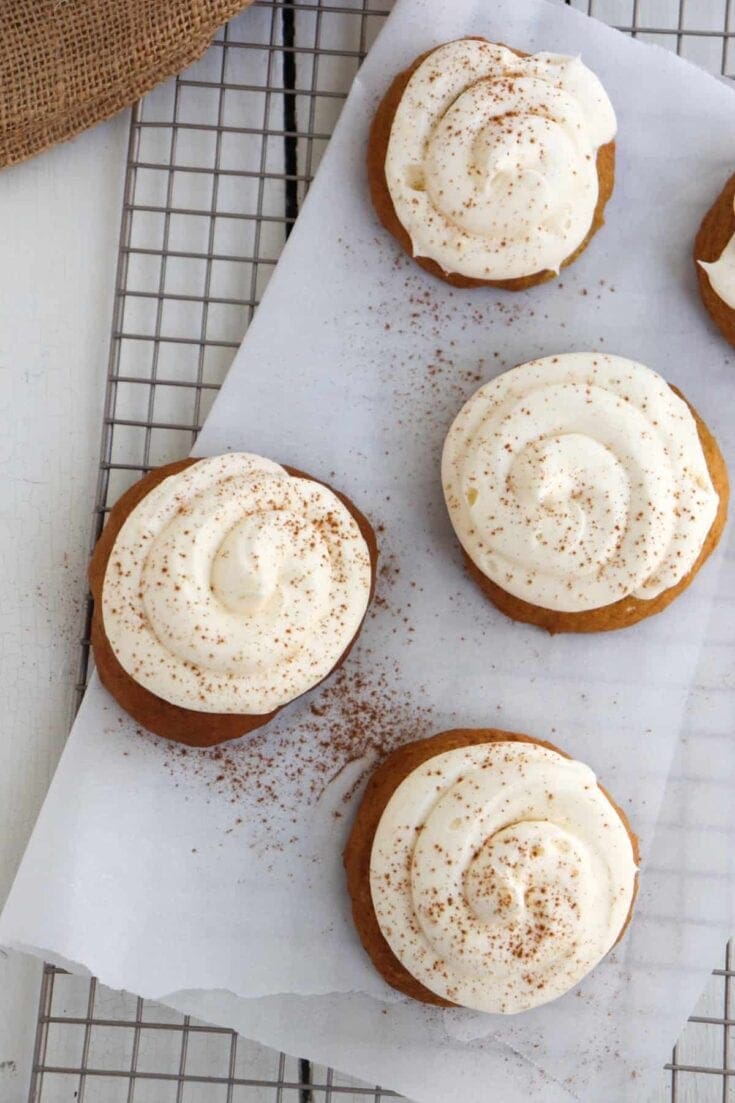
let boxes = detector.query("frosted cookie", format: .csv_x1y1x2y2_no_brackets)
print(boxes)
344,728,639,1013
442,353,728,633
695,172,735,348
89,455,377,746
368,37,616,290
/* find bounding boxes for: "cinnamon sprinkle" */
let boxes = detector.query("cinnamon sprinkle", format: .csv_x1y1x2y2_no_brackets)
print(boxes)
158,548,434,848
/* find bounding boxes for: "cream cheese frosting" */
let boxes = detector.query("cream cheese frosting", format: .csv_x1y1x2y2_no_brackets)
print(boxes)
384,39,617,280
442,353,719,613
101,453,373,714
699,193,735,309
370,739,637,1013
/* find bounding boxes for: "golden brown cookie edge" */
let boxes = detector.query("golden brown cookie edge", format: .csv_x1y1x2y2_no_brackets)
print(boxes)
694,172,735,349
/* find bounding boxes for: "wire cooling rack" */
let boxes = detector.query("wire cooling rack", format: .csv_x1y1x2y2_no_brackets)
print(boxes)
26,1,735,1100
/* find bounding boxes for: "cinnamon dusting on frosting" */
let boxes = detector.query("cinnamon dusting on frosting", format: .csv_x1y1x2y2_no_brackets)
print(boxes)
442,353,719,613
102,453,373,714
370,740,637,1013
385,39,616,280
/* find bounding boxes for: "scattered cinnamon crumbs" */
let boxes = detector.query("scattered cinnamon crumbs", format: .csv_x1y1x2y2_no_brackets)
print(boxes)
157,548,434,848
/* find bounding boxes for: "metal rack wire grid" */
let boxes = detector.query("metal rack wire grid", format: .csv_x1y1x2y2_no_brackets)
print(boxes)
27,0,735,1100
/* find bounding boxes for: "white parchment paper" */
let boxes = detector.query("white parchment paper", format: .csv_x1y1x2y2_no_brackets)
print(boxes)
2,1,735,1100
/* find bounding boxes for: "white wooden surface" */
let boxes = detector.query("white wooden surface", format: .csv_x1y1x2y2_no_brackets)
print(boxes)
0,113,129,1103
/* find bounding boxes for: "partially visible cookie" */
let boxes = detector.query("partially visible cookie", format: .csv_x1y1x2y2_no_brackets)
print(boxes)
368,37,616,290
442,352,728,633
695,172,735,348
344,728,639,1013
90,454,378,747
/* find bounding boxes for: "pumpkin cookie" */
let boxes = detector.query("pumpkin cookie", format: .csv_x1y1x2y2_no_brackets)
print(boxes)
344,728,638,1013
695,172,735,348
441,352,728,633
90,454,378,746
368,37,616,290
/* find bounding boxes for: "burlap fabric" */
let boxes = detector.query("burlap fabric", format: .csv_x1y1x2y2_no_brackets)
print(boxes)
1,0,254,169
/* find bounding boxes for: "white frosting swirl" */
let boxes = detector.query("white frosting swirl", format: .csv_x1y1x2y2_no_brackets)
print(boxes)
442,353,719,613
384,39,617,280
370,739,637,1013
102,454,373,714
699,193,735,309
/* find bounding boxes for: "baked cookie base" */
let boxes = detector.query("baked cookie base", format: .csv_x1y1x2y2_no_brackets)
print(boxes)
458,386,729,634
343,728,639,1008
367,38,616,291
694,171,735,348
89,458,378,747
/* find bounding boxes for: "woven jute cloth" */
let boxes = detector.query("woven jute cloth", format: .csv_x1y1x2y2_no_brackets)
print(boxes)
1,0,254,169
